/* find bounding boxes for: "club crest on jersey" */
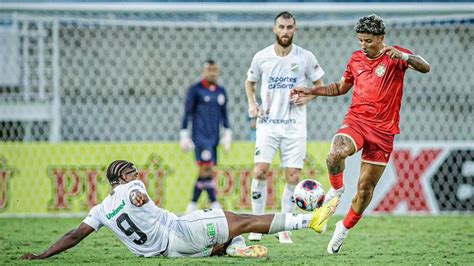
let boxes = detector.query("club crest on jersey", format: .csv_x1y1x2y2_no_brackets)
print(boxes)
291,63,299,72
375,64,386,77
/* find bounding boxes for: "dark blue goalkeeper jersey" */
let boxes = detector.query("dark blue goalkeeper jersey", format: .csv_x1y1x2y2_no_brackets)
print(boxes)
181,79,230,148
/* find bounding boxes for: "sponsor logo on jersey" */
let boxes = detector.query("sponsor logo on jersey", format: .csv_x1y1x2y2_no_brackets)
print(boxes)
267,76,297,90
204,96,211,102
258,118,297,125
291,63,299,72
206,223,216,243
106,200,125,220
375,64,386,77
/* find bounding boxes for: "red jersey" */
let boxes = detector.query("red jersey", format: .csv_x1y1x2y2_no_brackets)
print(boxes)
343,46,412,135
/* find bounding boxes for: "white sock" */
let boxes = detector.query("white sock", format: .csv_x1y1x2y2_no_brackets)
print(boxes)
281,183,296,213
229,235,246,248
269,213,313,233
226,235,247,255
284,213,313,231
251,179,267,215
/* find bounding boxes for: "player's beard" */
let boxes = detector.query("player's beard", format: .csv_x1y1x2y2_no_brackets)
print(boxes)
276,35,293,48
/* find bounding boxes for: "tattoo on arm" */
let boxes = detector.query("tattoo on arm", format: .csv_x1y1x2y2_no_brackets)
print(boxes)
408,55,430,73
325,83,340,96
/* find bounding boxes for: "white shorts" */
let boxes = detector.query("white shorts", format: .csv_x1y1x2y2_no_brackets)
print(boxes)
164,209,229,258
254,130,306,169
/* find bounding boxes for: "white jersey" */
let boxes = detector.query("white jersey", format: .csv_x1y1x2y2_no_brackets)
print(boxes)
247,44,324,136
83,180,177,257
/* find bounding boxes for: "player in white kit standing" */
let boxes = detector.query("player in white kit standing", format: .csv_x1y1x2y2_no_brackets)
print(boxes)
245,11,325,243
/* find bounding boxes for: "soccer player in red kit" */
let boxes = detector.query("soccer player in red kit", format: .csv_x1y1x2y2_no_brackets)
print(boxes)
291,14,430,254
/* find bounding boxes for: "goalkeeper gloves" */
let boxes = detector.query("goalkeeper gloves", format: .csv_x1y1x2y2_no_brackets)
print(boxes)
179,129,194,152
220,128,232,151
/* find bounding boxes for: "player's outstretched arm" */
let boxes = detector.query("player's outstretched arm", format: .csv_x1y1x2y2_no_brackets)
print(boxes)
20,222,95,260
291,79,323,106
291,79,353,98
381,46,430,73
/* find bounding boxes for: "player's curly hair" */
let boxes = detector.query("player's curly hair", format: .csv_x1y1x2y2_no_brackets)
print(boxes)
354,14,385,35
106,160,134,185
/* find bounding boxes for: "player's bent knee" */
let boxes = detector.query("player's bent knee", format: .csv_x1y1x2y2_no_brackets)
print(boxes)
254,168,268,180
286,172,300,184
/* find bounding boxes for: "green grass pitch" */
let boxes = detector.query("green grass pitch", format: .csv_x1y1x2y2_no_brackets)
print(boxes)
1,215,473,264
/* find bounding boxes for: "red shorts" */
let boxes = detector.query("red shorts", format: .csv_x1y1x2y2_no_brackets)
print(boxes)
334,118,395,166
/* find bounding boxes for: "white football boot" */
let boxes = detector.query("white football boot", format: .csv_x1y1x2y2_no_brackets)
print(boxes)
327,221,349,254
226,235,268,258
248,232,262,241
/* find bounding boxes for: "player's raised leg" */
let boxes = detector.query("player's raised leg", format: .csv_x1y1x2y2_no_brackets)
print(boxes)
328,162,384,254
227,196,339,242
215,196,339,258
324,135,357,205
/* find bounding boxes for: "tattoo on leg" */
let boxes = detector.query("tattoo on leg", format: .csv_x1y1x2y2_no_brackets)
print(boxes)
329,165,342,175
327,135,354,175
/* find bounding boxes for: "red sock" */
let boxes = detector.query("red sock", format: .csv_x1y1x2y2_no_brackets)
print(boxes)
329,172,344,190
342,207,362,229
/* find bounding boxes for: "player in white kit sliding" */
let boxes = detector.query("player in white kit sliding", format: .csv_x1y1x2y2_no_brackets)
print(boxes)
21,160,339,260
245,11,325,243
